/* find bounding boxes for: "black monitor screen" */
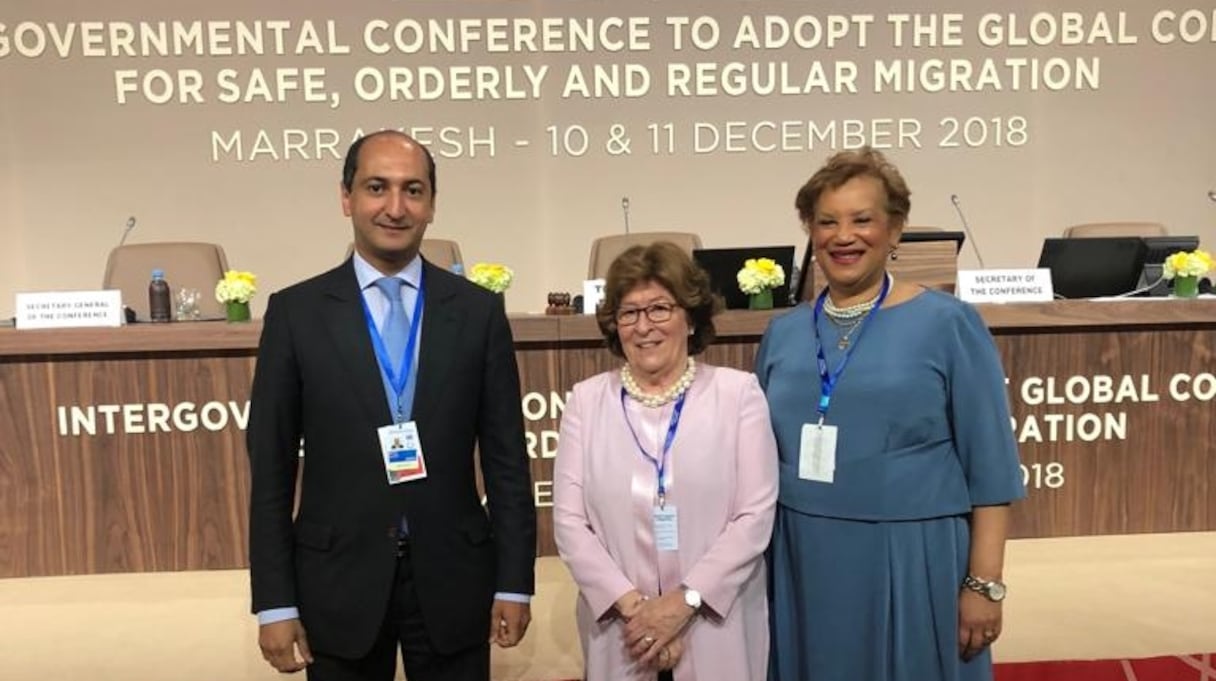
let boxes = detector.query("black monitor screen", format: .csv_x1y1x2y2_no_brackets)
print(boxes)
1037,237,1148,299
694,246,796,310
1140,235,1201,295
1142,236,1200,264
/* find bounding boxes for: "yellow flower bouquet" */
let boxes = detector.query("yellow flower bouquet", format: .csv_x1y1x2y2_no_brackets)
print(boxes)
737,258,786,309
1162,249,1212,298
468,262,514,294
215,270,258,321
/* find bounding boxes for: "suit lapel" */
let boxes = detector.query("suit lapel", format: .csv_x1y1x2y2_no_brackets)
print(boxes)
320,260,394,425
412,261,463,426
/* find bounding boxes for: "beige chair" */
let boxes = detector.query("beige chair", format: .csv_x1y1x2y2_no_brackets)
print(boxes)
418,239,465,271
1063,222,1168,238
586,232,704,279
102,242,230,321
343,239,466,272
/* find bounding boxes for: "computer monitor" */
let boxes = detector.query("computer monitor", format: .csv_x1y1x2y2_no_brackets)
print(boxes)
899,230,967,253
694,246,797,310
1036,237,1148,299
1141,235,1200,296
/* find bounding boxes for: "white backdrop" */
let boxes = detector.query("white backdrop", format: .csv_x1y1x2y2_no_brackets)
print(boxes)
2,1,1214,315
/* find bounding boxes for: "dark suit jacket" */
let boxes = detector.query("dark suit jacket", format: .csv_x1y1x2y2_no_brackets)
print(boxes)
247,258,536,658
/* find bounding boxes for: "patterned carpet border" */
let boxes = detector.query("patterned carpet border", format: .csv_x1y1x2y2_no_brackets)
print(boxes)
995,652,1215,681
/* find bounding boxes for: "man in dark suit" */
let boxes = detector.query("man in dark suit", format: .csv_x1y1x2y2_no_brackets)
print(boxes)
248,130,536,681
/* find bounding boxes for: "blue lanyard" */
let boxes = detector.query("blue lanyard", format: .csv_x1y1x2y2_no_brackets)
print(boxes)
811,274,890,423
620,388,687,508
361,271,425,423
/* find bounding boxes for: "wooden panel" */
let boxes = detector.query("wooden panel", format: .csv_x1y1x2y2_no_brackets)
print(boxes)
979,299,1216,330
4,300,1215,356
997,327,1214,538
514,343,565,560
0,322,261,355
1,303,1213,577
508,315,562,344
0,353,252,578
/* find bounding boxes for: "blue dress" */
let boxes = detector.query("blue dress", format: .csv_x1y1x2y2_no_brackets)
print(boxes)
756,290,1025,681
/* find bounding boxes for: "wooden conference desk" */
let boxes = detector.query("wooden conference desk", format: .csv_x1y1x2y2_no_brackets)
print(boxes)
1,299,1213,578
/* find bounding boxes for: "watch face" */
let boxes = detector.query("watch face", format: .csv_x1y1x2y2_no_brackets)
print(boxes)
986,582,1007,601
683,589,702,609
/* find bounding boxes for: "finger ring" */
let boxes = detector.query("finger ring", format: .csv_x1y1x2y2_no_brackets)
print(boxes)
643,636,656,646
983,630,997,640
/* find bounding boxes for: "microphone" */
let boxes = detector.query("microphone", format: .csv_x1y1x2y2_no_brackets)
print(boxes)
115,216,139,323
949,194,987,269
118,216,137,248
621,197,631,235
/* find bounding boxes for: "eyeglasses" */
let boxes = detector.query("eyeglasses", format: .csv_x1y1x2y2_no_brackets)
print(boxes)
615,302,677,326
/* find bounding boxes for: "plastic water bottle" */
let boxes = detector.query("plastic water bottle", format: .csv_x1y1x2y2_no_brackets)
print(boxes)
451,263,465,277
148,269,172,323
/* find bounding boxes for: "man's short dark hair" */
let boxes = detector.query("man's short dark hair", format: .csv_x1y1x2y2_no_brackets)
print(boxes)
341,131,437,196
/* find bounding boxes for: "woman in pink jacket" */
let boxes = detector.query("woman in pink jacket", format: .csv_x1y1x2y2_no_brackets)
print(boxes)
554,241,779,681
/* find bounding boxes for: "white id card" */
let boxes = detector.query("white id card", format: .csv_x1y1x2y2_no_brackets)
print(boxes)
799,423,838,483
653,506,679,551
378,421,428,485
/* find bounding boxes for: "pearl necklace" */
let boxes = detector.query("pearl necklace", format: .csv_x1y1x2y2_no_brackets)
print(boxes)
824,274,894,320
621,358,697,408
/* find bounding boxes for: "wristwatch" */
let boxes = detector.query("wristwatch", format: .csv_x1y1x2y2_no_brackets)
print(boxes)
962,575,1007,602
682,587,702,611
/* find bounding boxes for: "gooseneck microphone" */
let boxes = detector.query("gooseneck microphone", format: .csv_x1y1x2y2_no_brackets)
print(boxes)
621,197,631,235
949,194,987,269
118,216,137,248
114,216,139,323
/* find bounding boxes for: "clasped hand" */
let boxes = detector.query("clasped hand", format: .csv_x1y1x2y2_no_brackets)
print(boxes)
618,591,695,669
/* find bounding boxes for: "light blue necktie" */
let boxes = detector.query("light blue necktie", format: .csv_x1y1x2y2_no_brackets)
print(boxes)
374,276,414,538
373,276,417,422
373,277,408,375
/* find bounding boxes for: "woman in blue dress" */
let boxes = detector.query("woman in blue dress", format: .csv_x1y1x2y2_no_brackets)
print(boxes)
757,147,1026,681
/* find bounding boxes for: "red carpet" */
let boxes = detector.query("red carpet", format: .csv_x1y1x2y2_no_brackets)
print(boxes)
559,654,1216,681
996,653,1215,681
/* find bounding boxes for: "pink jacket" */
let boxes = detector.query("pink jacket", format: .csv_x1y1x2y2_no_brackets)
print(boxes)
554,364,778,681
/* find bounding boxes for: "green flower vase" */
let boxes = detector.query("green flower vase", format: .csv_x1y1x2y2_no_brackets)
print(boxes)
225,301,252,322
748,289,774,310
1172,275,1200,299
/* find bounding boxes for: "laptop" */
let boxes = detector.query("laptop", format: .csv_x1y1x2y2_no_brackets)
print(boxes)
694,246,797,310
1036,237,1148,299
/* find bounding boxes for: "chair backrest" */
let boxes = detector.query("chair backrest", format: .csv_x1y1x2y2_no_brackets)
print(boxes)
419,239,464,271
586,232,704,279
343,239,466,273
102,242,230,321
1063,222,1168,239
